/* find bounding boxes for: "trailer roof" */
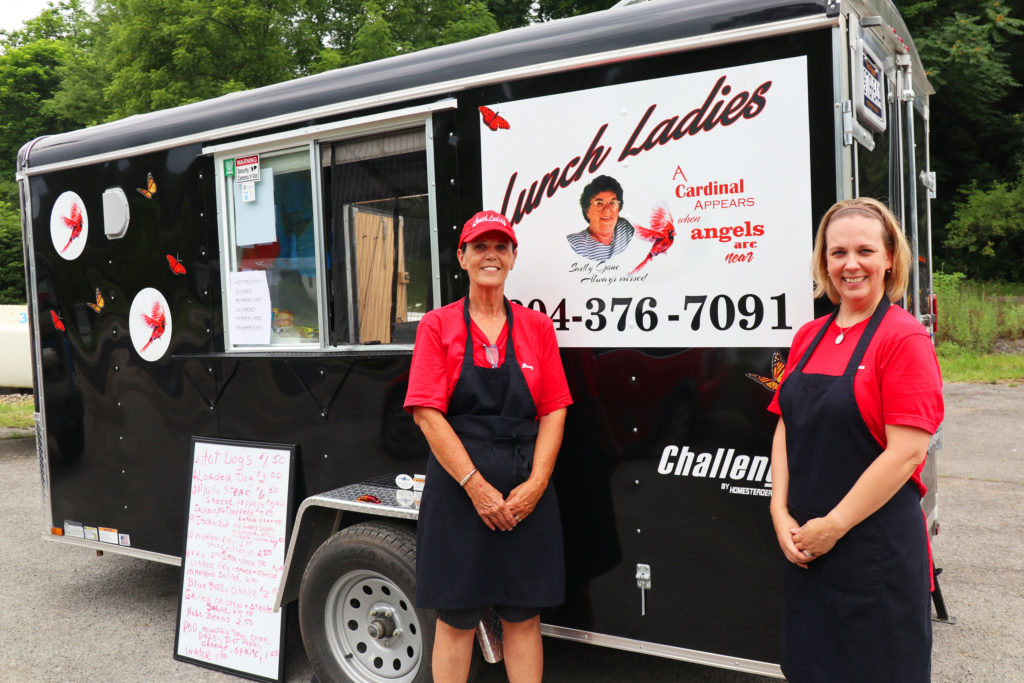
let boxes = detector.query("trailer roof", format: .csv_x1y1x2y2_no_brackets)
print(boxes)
19,0,924,173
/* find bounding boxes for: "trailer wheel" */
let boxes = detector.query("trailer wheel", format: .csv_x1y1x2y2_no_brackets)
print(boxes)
299,521,432,683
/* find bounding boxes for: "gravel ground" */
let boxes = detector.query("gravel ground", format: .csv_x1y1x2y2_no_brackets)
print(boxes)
927,383,1024,682
0,382,1021,682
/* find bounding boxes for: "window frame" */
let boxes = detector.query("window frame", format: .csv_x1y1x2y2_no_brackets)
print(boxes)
205,101,451,352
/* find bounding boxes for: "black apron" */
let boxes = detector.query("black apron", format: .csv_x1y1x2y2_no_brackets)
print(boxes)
778,297,931,682
415,298,565,611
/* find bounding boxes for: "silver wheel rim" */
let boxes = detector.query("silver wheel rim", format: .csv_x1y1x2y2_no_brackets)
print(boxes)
325,569,424,682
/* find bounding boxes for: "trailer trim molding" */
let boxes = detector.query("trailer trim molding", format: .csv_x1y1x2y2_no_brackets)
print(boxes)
42,533,182,566
200,99,458,157
540,624,784,678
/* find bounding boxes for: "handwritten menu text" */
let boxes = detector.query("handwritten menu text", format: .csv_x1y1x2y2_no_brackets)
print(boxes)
175,439,293,681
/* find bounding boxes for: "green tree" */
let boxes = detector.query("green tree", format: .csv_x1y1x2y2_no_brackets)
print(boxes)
0,1,105,178
0,0,87,47
534,0,617,21
484,0,534,30
0,40,70,181
897,0,1024,252
942,176,1024,280
37,2,115,129
0,182,26,304
305,0,500,74
95,0,304,117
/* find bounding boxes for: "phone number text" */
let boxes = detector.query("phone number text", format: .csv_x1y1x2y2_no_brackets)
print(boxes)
510,293,793,333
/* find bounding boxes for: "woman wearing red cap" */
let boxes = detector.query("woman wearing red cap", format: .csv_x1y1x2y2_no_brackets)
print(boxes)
405,210,572,682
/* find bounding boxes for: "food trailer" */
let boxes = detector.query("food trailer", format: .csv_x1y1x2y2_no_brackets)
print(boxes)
17,0,940,680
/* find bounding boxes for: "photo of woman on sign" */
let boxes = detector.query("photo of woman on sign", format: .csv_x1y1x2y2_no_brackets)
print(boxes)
566,175,634,260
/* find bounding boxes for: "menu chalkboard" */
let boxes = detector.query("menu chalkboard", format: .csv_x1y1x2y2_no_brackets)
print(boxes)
174,437,295,682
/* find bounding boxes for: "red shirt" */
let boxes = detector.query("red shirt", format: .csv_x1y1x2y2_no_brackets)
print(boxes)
769,305,943,494
404,300,573,418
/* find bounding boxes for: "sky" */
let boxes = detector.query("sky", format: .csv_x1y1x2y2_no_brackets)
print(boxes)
0,0,62,34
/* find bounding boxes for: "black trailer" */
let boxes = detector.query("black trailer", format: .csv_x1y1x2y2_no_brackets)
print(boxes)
17,0,940,679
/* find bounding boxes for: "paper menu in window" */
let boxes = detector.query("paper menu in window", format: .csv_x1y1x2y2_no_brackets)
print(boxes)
228,270,272,345
233,167,276,246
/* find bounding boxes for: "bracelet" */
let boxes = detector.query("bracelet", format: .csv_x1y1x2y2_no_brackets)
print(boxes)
458,468,478,488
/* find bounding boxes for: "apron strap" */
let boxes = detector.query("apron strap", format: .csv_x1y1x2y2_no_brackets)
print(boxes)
794,307,839,373
842,296,890,378
460,296,518,369
793,296,891,375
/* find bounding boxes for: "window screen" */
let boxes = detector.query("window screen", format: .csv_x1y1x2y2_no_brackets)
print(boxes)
322,129,432,345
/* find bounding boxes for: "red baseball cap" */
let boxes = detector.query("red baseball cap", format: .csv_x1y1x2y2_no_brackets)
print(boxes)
459,210,517,248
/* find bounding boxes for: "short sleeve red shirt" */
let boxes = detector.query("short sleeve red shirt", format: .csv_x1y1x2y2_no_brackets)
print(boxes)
404,300,573,418
768,305,944,494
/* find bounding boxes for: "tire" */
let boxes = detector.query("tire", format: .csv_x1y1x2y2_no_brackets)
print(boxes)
299,521,433,683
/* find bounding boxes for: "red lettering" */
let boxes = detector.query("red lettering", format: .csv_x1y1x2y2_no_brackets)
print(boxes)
502,125,610,225
744,82,771,119
724,251,755,263
620,76,771,164
618,105,657,161
719,92,751,126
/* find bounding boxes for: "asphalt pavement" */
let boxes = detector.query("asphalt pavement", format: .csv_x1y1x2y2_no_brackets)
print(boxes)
0,382,1021,682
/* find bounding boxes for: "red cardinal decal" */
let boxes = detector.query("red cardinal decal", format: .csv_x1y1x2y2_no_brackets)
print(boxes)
61,202,84,253
50,309,65,332
630,202,676,274
479,106,510,131
141,300,166,351
166,254,187,275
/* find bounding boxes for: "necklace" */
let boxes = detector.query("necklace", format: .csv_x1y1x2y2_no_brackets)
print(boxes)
834,314,867,344
834,321,854,344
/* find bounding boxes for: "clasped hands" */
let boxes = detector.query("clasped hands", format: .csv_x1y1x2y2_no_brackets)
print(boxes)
465,475,544,532
772,510,844,569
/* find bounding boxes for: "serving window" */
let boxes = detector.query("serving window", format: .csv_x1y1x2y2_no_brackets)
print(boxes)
223,146,322,347
214,119,438,350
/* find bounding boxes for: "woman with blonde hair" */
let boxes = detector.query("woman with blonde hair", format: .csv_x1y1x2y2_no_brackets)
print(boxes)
767,197,943,682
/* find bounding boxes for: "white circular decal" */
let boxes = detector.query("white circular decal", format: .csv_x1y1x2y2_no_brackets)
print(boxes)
49,191,89,260
129,288,172,362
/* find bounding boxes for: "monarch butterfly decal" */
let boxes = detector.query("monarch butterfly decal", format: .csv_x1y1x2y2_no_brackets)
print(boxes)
745,351,786,393
166,254,187,275
51,309,65,332
86,288,105,313
137,172,157,199
479,106,510,131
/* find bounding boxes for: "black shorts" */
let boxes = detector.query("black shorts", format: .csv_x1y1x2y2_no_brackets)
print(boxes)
437,605,541,631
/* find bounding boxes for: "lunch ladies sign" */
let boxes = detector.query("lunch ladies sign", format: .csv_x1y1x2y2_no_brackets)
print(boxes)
480,56,814,348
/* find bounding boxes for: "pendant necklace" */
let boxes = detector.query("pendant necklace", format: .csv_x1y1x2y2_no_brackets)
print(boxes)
834,317,860,344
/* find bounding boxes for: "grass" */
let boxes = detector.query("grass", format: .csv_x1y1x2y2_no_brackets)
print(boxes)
0,394,33,432
937,348,1024,385
933,273,1024,384
933,274,1024,353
